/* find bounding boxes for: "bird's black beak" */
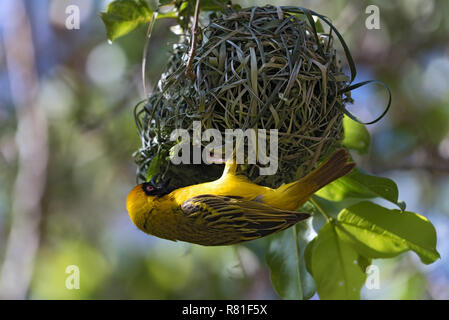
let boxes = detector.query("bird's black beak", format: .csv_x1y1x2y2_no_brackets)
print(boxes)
147,174,172,197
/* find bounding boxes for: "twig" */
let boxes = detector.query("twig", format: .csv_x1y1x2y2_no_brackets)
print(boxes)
0,0,48,299
309,197,332,221
142,12,158,97
185,0,201,81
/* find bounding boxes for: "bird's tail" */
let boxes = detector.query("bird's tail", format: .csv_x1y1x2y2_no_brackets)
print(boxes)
264,148,355,211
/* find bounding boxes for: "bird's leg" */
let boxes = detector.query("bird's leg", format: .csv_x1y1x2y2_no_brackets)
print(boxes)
220,156,237,178
220,142,240,178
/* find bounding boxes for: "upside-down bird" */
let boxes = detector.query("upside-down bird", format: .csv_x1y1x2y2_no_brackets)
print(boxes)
126,148,355,246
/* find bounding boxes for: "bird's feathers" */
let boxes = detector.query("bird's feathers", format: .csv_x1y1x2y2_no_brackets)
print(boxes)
126,148,355,246
179,194,310,245
263,148,355,211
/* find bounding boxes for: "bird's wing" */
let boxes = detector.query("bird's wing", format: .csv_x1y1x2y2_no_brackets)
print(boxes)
180,194,310,245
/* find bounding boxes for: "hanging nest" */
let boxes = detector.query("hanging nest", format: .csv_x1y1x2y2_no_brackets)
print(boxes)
134,5,356,189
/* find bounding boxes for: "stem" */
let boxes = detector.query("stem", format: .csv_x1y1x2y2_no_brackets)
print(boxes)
185,0,201,81
292,225,304,300
309,197,332,221
142,12,158,97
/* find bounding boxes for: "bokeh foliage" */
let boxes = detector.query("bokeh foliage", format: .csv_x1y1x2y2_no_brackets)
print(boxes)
1,0,448,300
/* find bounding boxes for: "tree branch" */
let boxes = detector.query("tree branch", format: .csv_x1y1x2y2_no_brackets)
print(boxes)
185,0,201,81
0,0,48,299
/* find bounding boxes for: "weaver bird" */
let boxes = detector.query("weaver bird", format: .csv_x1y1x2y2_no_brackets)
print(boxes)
126,148,355,246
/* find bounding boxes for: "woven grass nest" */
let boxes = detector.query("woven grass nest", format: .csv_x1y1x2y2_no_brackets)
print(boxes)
134,5,355,189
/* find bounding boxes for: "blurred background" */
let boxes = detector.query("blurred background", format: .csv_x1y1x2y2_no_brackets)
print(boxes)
0,0,448,299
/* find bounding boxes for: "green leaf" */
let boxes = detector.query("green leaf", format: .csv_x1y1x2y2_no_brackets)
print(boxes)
200,0,228,11
336,201,440,264
342,115,370,154
159,0,175,5
316,167,405,210
266,222,316,300
146,154,162,181
304,236,315,276
241,237,270,263
307,196,362,235
302,199,328,233
178,0,228,16
356,254,372,273
315,19,325,33
101,0,154,41
305,222,366,300
156,11,179,19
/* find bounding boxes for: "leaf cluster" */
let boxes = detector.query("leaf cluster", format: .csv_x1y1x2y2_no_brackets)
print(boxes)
266,118,439,299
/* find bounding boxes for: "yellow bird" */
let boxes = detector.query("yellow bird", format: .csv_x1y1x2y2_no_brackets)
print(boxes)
126,148,354,246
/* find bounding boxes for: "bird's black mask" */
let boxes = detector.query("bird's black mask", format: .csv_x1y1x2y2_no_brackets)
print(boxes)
142,174,172,197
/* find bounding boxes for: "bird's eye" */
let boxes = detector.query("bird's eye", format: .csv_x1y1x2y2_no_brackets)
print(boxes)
142,183,156,195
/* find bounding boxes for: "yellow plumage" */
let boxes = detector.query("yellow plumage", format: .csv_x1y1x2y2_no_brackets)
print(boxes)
126,148,354,246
